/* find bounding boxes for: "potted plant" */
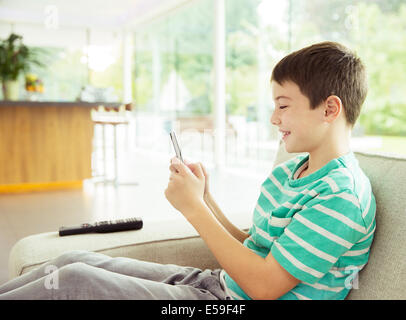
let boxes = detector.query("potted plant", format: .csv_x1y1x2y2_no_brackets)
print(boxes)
0,33,43,100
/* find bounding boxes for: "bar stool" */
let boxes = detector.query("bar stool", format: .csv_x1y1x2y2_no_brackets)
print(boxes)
92,103,137,187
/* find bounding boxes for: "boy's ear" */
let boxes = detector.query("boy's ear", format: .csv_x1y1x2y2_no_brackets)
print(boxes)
323,95,342,123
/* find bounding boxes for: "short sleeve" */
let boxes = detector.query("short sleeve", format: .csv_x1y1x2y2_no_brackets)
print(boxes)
270,193,367,284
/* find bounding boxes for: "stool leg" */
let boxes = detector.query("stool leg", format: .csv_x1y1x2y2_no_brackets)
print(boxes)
102,124,107,181
125,122,129,151
91,124,97,177
113,124,118,187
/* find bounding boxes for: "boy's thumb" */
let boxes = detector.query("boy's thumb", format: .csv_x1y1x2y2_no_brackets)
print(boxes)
189,163,204,179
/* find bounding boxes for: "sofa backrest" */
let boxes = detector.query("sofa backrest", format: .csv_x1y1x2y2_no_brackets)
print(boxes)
273,141,406,300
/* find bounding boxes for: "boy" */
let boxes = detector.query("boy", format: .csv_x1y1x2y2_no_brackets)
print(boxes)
0,41,375,300
165,41,376,300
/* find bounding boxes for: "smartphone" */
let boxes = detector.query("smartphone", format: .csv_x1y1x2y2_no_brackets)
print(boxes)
169,131,184,162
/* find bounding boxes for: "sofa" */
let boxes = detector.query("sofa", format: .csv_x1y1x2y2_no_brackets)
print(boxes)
8,141,406,299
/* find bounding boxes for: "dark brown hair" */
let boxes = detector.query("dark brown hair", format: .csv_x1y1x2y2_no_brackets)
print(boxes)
271,41,367,126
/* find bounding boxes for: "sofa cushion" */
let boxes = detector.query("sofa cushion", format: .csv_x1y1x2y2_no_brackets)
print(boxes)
274,141,406,300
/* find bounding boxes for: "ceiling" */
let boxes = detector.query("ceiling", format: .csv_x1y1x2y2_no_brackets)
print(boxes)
0,0,192,31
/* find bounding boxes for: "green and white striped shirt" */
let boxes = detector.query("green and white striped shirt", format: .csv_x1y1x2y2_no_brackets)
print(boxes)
222,152,376,300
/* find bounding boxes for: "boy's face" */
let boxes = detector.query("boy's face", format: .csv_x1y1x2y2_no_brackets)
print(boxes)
271,80,327,154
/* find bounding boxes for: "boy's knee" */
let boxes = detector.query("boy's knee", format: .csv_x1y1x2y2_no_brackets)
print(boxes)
58,262,93,283
49,262,98,299
53,250,91,267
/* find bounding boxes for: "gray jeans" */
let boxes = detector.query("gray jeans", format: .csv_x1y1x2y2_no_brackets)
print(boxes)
0,250,231,300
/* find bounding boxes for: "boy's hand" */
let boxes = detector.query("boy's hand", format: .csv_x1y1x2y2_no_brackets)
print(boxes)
165,157,207,219
170,158,210,197
185,159,210,197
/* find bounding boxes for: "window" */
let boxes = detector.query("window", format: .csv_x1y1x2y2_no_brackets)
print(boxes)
133,0,214,156
134,0,214,116
133,0,406,162
28,47,88,101
30,42,123,102
0,25,123,102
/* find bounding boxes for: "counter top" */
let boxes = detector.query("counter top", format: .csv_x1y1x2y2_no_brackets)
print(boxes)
0,100,122,108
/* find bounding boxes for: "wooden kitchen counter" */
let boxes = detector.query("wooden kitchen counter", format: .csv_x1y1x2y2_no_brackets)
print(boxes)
0,101,121,193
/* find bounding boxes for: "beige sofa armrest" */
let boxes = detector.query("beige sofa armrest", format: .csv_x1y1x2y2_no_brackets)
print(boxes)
8,218,221,279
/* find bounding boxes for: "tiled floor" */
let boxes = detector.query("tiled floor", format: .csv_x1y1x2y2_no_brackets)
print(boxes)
0,147,272,286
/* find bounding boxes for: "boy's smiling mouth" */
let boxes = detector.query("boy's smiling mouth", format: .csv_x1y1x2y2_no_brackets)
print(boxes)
280,130,291,140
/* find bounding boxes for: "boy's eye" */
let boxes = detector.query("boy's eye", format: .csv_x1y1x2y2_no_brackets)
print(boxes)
279,105,288,109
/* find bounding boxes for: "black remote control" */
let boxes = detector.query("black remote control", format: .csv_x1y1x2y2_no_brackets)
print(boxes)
59,217,143,236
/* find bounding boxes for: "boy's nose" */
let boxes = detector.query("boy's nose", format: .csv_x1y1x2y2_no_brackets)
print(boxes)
270,109,281,126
